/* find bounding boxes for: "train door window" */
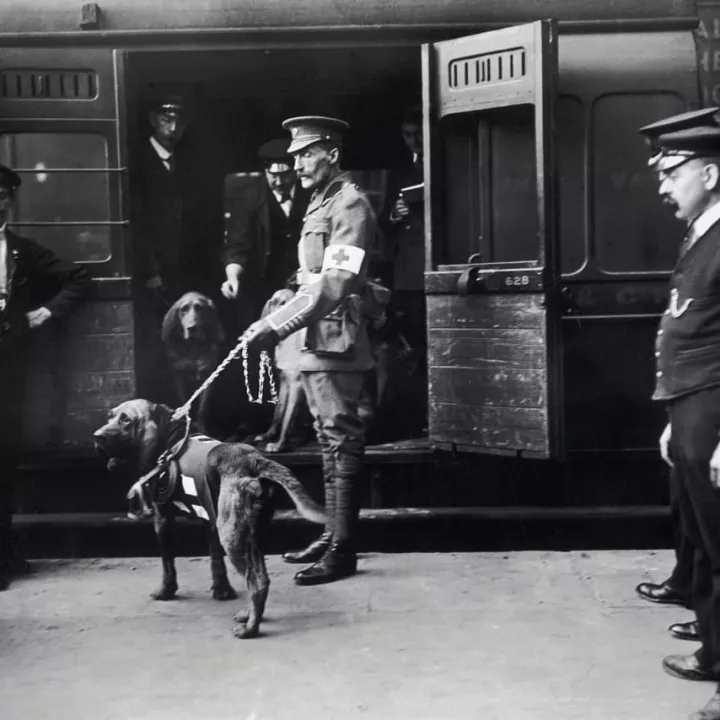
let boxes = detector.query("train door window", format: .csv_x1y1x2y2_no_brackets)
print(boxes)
593,93,686,273
0,132,111,263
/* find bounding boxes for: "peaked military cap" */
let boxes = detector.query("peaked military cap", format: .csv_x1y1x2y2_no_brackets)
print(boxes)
639,107,720,171
152,94,187,118
402,103,423,126
258,138,293,172
282,116,349,154
0,164,21,192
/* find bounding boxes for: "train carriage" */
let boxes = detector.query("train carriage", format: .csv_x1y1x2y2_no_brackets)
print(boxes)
1,0,714,512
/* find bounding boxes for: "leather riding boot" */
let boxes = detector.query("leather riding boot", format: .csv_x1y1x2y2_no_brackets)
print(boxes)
333,454,362,548
283,451,336,564
294,541,357,586
283,531,333,564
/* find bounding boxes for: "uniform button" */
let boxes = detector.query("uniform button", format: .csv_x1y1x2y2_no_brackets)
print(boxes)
224,213,230,219
656,371,663,378
655,351,660,358
658,330,664,336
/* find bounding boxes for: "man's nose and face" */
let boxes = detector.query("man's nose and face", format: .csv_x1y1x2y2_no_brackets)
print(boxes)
401,121,423,158
293,144,336,191
657,158,720,224
264,164,296,197
150,110,188,151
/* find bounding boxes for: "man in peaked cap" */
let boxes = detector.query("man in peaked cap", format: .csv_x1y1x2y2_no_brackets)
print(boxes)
0,164,91,590
221,137,311,331
640,109,720,720
632,111,720,624
242,116,384,586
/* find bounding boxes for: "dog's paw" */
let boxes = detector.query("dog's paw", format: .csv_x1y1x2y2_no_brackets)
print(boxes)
264,441,288,453
232,610,249,624
232,623,259,639
150,583,178,601
212,584,238,601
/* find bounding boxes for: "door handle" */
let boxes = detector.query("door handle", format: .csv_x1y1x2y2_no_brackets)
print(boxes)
457,266,480,296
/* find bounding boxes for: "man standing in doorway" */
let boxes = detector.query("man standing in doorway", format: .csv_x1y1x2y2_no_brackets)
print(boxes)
0,164,91,590
241,116,377,585
643,110,720,720
221,138,310,332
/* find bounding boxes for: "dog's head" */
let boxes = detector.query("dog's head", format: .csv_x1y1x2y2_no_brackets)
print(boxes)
93,399,173,474
261,288,295,319
162,291,225,346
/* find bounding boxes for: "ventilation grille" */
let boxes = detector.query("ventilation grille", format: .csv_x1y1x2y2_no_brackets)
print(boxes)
448,48,526,90
0,71,98,99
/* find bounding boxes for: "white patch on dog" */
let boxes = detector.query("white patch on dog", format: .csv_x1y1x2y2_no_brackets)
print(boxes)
182,474,197,496
173,500,191,514
193,504,210,521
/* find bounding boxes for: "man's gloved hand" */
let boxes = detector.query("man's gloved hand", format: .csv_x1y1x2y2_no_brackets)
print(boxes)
241,317,278,351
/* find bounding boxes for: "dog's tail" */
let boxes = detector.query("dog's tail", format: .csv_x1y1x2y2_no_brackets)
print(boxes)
257,457,326,525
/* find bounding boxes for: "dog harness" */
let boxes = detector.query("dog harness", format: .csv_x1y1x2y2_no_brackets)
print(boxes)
130,434,222,524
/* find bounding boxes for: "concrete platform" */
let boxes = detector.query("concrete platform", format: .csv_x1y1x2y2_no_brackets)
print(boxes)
0,550,713,720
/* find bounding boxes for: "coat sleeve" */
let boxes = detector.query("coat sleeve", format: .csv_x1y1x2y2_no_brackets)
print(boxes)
29,239,92,321
221,175,262,269
266,185,376,340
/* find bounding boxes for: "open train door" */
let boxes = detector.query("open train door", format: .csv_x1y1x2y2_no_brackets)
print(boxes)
423,20,562,458
0,48,133,459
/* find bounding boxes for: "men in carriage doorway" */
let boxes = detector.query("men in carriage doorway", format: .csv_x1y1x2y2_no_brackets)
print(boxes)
641,107,720,720
241,116,381,585
130,94,193,403
0,165,91,590
221,138,311,333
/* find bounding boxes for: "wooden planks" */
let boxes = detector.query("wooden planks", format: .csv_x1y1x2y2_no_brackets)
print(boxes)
21,300,136,453
427,293,550,456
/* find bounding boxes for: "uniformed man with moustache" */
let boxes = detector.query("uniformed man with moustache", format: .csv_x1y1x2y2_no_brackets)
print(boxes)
0,165,91,590
633,109,720,643
241,116,378,585
642,109,720,720
221,138,311,332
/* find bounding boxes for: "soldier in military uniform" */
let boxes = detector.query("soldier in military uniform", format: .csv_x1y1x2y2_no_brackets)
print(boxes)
221,138,311,332
0,165,91,590
241,116,378,585
642,110,720,720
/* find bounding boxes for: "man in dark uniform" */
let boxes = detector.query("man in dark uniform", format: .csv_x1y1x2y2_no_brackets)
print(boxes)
633,110,720,643
131,94,191,402
241,116,378,585
221,138,311,332
642,111,720,720
0,165,91,590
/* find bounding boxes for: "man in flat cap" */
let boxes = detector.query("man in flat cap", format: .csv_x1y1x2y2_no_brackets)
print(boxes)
221,138,311,331
130,94,192,401
641,108,720,720
242,116,381,585
0,165,91,590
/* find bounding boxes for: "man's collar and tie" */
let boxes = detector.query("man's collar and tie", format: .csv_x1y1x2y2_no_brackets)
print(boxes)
684,200,720,252
273,185,295,217
149,135,174,173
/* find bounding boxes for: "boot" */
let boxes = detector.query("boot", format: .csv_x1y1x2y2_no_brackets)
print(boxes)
294,541,357,586
282,531,333,564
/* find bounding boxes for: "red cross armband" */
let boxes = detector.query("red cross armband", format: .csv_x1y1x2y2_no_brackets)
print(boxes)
322,244,365,275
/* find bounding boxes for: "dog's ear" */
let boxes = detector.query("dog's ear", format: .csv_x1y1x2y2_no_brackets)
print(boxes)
161,300,182,346
149,402,173,441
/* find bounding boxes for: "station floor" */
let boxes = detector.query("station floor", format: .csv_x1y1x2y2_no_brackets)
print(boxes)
0,550,714,720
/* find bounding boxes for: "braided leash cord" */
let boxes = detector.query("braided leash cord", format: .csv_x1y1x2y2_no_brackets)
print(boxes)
173,338,278,422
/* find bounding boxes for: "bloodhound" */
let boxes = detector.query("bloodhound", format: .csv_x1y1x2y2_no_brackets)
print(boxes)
93,399,325,639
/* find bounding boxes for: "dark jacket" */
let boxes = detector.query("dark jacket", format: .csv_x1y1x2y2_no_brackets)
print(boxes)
654,219,720,401
130,138,189,290
0,229,91,352
222,174,310,290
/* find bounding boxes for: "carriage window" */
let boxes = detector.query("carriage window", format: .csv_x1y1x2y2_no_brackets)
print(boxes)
593,93,686,273
0,132,111,263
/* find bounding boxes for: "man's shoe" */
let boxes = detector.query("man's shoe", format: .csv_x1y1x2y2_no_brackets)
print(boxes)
670,620,701,641
283,532,333,564
663,654,718,681
636,581,687,606
690,691,720,720
294,543,357,586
